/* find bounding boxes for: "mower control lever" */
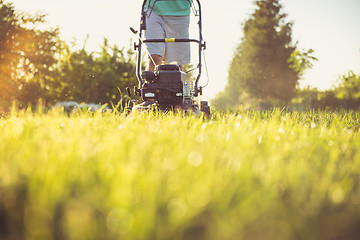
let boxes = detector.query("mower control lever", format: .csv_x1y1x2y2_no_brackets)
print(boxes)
126,87,131,97
130,27,138,34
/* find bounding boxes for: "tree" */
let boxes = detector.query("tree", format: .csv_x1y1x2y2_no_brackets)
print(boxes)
0,0,60,108
215,0,316,109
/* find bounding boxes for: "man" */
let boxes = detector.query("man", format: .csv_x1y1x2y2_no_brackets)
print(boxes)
144,0,192,72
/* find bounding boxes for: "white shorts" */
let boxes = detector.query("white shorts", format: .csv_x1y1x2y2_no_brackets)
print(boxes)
145,12,190,65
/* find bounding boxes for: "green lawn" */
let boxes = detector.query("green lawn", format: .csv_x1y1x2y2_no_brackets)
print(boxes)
1,109,360,240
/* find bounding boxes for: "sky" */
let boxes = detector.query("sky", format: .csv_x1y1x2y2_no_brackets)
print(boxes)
11,0,360,99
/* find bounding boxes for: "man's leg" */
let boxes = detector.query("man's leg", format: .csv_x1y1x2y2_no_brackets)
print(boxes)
163,15,190,68
145,12,165,72
146,54,163,72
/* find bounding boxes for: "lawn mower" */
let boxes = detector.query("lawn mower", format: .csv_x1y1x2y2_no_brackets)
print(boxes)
126,0,210,115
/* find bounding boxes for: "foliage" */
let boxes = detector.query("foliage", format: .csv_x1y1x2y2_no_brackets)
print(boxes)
215,0,317,110
46,39,137,106
0,0,60,108
1,109,360,240
289,87,322,110
288,48,318,78
335,71,360,101
289,70,360,110
232,0,297,101
0,1,137,111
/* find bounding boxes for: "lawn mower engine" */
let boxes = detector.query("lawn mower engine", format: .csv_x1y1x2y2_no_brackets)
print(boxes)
141,64,186,106
129,64,209,115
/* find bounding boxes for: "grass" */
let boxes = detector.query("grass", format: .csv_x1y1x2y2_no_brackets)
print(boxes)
0,108,360,240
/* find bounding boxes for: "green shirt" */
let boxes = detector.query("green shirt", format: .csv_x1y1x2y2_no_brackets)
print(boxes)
145,0,192,16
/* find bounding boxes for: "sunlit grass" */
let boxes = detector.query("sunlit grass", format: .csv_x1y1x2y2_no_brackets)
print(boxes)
1,109,360,240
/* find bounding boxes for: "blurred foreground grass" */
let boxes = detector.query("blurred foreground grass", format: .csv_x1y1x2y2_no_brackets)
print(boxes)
1,109,360,240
